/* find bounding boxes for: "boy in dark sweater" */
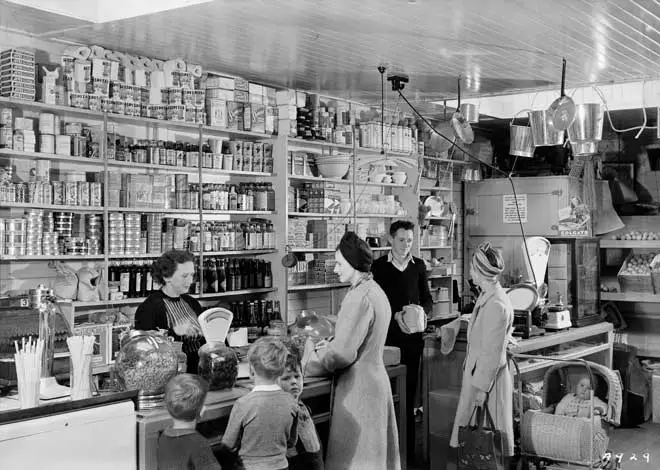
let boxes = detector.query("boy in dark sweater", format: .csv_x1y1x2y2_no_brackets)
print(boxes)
279,342,323,470
222,337,298,470
158,373,222,470
371,220,433,465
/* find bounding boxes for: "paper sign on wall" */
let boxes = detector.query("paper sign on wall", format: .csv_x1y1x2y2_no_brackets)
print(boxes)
503,194,527,224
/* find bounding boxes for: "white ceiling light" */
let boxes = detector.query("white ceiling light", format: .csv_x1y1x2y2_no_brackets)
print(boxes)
5,0,213,23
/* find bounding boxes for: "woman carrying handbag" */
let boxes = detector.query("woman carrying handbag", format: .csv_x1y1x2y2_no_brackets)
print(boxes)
450,242,515,467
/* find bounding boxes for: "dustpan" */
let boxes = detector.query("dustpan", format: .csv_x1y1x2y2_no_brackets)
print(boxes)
198,307,233,345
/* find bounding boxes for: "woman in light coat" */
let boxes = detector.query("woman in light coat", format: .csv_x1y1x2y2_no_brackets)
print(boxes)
305,231,401,470
450,242,515,459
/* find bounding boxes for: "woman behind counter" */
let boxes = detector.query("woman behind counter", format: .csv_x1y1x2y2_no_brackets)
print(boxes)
135,250,205,374
450,242,514,461
304,232,400,470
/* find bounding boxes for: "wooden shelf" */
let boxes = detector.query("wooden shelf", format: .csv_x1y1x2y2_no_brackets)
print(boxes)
197,249,276,256
601,291,660,302
422,155,471,165
515,343,612,375
288,283,350,292
204,167,274,178
288,212,350,218
287,138,353,151
600,240,660,249
287,174,406,188
201,125,275,140
107,206,198,214
0,254,104,261
72,288,277,308
0,149,105,166
203,210,275,216
0,202,103,212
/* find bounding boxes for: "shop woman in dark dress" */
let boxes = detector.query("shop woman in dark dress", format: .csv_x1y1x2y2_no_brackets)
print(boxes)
135,250,205,373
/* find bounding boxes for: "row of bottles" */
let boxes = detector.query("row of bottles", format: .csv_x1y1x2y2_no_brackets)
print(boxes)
197,258,273,294
228,300,282,328
189,222,276,252
108,260,158,299
199,183,275,212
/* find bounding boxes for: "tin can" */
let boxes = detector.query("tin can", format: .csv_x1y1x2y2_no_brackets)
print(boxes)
182,89,194,106
0,108,12,126
113,100,125,115
27,182,41,203
90,182,103,206
38,113,59,134
5,218,26,232
202,151,213,168
77,181,90,206
119,83,130,101
55,135,71,155
174,174,188,191
70,93,89,109
195,107,205,125
100,97,112,112
42,183,52,204
193,90,205,107
212,153,223,169
149,105,166,120
64,182,78,206
88,94,101,112
92,77,109,96
110,81,122,99
167,105,185,121
168,87,183,105
184,106,196,123
14,183,26,203
0,128,13,148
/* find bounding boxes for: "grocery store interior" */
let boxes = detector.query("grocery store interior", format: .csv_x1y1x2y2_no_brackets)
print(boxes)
1,1,660,469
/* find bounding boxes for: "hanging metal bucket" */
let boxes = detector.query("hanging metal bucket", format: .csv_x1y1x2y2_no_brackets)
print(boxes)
567,103,604,143
459,103,479,123
571,141,598,156
529,109,564,147
509,110,534,158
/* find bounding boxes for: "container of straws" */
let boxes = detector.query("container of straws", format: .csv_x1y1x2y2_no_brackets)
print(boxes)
14,337,44,409
67,335,95,401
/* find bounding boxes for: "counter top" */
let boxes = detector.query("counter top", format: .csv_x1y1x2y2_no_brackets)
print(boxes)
0,390,138,425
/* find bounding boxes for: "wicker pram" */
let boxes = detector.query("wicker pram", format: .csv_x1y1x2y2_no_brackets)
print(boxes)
512,355,623,469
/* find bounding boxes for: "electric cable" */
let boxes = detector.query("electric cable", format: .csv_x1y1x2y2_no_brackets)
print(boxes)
396,89,538,287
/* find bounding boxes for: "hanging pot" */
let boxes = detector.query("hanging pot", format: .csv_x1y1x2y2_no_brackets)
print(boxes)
451,76,475,145
528,109,564,147
547,58,576,132
509,109,534,157
567,103,604,143
571,141,598,156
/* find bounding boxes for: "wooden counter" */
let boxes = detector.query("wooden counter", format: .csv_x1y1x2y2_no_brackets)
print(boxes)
422,322,614,470
136,364,407,470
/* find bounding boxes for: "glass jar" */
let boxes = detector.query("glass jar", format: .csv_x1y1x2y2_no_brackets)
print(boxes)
172,341,187,374
198,342,238,391
114,330,178,410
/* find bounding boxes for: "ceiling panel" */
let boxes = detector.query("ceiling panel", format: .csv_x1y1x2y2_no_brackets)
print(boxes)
2,0,660,107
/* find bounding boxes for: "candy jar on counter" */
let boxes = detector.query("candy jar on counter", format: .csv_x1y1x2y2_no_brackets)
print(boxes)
197,308,238,390
114,330,178,410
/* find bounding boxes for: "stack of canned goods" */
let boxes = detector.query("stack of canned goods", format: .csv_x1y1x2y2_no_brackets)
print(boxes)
25,210,43,256
108,213,125,255
124,214,141,256
3,218,26,257
53,212,74,238
85,214,103,255
42,231,59,256
65,237,88,255
146,215,162,254
0,180,103,206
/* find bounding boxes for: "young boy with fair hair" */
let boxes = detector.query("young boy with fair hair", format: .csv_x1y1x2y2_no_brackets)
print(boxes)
158,373,222,470
279,341,323,470
222,337,298,470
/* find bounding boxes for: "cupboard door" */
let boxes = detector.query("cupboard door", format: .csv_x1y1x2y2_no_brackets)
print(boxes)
465,176,585,237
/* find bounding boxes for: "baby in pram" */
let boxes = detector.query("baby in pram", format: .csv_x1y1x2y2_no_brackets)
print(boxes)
554,375,607,418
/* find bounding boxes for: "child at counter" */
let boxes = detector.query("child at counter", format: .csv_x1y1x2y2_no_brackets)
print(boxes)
279,342,324,470
222,337,298,470
157,373,222,470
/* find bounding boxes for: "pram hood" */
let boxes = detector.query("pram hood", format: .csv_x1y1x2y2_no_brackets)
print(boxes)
542,360,623,426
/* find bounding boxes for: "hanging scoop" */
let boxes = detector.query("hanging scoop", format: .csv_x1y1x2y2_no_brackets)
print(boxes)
198,307,233,345
547,58,576,132
451,76,475,145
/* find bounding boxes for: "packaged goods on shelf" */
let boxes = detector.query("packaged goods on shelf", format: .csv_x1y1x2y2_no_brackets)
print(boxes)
287,218,310,248
308,220,347,248
0,49,35,101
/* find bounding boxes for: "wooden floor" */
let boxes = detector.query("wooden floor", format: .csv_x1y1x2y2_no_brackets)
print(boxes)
408,422,660,470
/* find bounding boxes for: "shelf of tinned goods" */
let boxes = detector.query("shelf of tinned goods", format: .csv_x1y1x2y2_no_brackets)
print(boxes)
288,212,350,218
106,206,199,214
0,254,105,261
288,283,351,292
71,287,278,308
0,96,277,140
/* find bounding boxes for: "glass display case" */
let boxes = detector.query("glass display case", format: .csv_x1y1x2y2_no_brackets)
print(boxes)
546,237,601,327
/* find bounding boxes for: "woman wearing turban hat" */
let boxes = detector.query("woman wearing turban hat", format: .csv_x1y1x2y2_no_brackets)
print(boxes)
303,231,401,469
450,242,515,460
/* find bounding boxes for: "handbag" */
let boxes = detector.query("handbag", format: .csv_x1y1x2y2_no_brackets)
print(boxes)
457,402,505,470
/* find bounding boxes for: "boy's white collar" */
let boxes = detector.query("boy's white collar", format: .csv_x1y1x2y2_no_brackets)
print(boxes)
252,384,281,392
